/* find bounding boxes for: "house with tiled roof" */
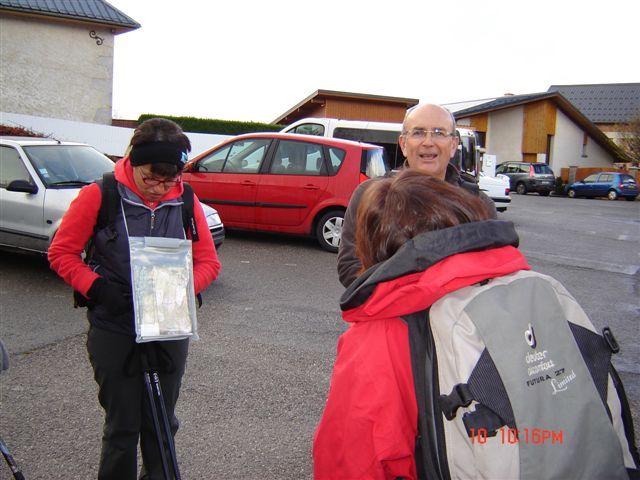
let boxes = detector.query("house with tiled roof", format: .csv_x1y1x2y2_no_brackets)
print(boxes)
547,83,640,148
0,0,139,124
453,91,628,176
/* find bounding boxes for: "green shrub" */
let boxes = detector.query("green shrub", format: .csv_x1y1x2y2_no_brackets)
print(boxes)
137,114,284,135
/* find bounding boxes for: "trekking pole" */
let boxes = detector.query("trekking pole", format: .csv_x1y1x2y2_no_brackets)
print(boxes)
0,339,25,480
150,367,181,480
141,345,171,480
0,435,25,480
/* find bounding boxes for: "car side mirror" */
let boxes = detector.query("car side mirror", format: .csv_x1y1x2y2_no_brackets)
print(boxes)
183,162,196,173
6,179,38,194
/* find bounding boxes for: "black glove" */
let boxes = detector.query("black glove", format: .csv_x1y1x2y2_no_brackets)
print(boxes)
88,277,132,315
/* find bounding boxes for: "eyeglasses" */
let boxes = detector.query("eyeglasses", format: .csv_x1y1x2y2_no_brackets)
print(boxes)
403,128,454,141
140,174,181,188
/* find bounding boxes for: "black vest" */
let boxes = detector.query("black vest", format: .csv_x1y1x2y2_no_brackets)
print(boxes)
87,182,187,335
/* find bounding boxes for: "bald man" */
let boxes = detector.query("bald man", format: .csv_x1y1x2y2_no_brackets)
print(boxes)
337,104,497,288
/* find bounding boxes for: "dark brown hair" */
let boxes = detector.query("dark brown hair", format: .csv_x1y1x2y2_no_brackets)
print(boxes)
355,169,493,271
129,118,191,177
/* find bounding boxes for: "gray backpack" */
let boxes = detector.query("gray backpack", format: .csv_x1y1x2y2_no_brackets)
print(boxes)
405,269,639,479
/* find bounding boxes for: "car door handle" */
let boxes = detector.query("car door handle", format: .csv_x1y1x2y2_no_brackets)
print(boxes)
241,180,256,186
303,184,320,190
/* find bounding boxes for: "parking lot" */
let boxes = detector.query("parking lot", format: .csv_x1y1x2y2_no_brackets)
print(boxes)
0,193,638,479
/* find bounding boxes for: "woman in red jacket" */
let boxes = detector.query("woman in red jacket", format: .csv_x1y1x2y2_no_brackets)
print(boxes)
313,169,527,479
49,118,220,479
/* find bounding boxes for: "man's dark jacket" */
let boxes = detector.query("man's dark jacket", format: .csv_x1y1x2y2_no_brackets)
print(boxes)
337,164,497,288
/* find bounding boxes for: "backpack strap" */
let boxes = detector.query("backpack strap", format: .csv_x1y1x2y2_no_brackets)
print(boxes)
96,171,119,231
98,173,199,241
181,182,199,242
181,182,203,308
403,308,451,480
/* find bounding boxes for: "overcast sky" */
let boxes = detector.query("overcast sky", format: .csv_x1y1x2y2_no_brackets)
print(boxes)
106,0,639,124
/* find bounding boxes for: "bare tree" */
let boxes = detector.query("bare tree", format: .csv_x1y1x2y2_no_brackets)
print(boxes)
614,116,640,165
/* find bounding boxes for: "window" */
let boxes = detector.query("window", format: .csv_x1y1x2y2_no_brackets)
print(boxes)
22,145,114,184
0,146,32,188
620,175,636,184
221,139,270,173
599,174,613,183
363,148,389,178
199,145,230,172
270,140,325,176
327,147,346,174
495,164,507,174
292,123,325,136
532,164,553,175
583,174,598,183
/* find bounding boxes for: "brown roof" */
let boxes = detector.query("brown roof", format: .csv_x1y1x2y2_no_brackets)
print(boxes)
272,89,419,124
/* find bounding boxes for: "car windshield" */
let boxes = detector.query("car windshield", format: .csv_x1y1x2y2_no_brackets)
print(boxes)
22,145,114,186
363,148,390,178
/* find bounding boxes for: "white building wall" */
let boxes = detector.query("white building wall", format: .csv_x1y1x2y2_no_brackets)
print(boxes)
485,106,524,165
0,111,229,158
0,15,114,125
552,110,614,172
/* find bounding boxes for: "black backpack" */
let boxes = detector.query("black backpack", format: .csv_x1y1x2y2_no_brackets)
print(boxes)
73,172,199,308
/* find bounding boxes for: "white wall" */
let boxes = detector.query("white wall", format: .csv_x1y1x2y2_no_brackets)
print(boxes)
552,110,615,172
0,15,114,125
0,112,230,158
485,107,524,165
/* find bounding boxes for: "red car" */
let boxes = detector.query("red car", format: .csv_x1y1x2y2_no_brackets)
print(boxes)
182,132,389,252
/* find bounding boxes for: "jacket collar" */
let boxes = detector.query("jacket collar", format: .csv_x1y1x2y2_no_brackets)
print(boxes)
340,220,526,318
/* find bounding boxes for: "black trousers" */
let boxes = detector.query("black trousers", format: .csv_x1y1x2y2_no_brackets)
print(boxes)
87,326,189,480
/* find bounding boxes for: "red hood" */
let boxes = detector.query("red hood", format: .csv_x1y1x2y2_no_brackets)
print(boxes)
114,156,184,206
343,246,529,324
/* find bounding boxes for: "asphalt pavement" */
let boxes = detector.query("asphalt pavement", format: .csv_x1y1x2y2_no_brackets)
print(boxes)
0,193,638,479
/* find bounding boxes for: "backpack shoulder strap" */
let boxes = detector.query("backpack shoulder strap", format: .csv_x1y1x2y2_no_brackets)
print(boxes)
96,171,119,231
181,182,199,242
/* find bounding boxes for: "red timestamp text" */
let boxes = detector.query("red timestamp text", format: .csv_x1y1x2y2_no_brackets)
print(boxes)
469,427,564,445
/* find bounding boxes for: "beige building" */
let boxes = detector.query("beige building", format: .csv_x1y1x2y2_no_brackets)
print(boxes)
0,0,139,125
453,92,626,175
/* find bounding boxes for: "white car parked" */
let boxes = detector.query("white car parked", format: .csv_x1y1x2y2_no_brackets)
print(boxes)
0,136,224,254
479,172,511,212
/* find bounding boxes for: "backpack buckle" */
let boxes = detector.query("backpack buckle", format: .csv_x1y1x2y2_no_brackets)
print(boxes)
439,383,474,421
602,327,620,354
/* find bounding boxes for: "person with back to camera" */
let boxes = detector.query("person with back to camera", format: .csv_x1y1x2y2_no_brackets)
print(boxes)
48,118,220,479
336,103,496,288
314,169,638,479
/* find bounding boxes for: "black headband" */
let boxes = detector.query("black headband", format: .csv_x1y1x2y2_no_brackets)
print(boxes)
129,141,189,168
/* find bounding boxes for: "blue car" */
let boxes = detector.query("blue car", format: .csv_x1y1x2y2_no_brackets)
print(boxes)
565,172,638,201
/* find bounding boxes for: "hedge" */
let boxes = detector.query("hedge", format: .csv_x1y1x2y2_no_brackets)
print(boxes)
137,114,284,135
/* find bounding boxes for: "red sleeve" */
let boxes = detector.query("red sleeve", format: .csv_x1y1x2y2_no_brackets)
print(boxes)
48,183,102,296
190,193,221,294
313,319,418,479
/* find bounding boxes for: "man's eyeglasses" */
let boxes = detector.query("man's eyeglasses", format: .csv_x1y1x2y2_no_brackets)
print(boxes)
403,128,454,141
141,174,181,188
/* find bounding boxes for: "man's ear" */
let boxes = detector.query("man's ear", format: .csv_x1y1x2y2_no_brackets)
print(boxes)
398,134,407,156
449,136,459,159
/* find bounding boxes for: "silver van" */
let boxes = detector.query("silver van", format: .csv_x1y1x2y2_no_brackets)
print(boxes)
494,161,555,196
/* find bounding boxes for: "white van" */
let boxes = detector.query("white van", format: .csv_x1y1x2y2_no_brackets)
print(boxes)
280,118,512,211
281,117,480,176
281,118,405,169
